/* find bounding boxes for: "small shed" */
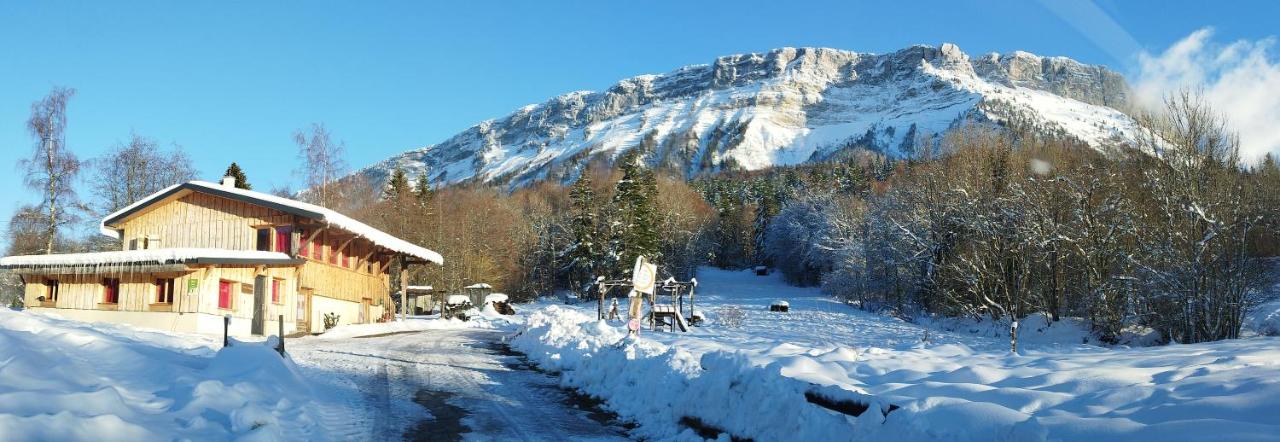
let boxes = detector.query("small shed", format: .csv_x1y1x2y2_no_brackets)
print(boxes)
461,283,493,306
406,285,435,315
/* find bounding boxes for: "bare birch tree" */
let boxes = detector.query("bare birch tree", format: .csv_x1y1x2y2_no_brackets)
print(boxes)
20,87,84,254
293,123,347,208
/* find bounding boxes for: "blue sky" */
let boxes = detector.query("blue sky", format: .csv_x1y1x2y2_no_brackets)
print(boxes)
1,0,1278,243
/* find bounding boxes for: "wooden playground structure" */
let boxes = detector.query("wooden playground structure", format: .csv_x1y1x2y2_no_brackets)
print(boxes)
648,278,697,332
594,256,698,333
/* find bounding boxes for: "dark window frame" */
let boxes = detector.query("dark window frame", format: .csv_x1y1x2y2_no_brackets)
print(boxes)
255,228,272,252
46,279,60,302
155,278,176,304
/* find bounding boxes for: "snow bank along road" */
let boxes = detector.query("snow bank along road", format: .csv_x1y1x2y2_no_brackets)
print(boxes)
514,268,1280,441
288,325,631,441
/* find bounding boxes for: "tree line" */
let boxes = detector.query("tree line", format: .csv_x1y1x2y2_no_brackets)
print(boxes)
760,92,1279,344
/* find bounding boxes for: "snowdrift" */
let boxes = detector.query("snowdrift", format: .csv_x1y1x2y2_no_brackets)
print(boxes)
0,309,322,441
513,305,1280,441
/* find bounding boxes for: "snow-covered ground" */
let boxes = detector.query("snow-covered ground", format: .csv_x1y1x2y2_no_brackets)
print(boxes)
513,268,1280,441
287,320,629,441
2,269,1275,441
0,308,321,441
0,307,625,441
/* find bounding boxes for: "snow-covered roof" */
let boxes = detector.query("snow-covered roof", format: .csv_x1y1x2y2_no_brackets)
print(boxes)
406,285,434,292
484,293,508,303
0,248,298,268
464,283,492,289
771,300,790,307
446,295,472,305
99,181,443,265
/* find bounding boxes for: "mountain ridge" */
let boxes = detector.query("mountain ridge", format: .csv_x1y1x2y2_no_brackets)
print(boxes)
352,44,1143,190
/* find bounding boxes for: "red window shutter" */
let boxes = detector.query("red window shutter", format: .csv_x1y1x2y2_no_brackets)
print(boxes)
219,281,232,309
272,280,280,303
104,279,119,304
275,226,292,253
299,230,309,258
329,241,338,265
156,279,163,303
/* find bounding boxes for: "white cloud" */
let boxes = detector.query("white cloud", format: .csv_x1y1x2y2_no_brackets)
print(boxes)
1134,28,1280,164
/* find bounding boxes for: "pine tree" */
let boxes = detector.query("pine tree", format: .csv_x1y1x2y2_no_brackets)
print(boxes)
413,171,433,208
384,168,410,201
609,152,660,276
223,162,251,189
568,174,599,289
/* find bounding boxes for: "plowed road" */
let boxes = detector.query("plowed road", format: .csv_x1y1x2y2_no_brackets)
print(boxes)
289,328,630,441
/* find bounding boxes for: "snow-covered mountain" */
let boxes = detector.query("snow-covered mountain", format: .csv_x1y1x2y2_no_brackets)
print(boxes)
356,44,1144,188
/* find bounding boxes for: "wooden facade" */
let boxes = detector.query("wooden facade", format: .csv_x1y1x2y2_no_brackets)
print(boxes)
119,191,396,306
3,180,438,336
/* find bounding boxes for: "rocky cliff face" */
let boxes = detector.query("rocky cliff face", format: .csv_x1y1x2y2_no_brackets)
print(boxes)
355,44,1141,189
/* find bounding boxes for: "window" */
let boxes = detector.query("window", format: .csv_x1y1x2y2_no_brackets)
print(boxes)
218,280,233,310
256,228,271,251
155,278,175,304
46,279,59,302
272,279,282,304
102,279,120,304
274,226,292,253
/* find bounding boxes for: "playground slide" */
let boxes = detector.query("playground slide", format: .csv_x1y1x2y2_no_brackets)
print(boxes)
673,312,689,332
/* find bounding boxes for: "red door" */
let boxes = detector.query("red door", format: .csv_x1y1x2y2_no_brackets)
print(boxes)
218,281,232,309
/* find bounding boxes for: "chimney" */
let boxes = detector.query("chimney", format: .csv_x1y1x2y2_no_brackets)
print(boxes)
222,176,237,188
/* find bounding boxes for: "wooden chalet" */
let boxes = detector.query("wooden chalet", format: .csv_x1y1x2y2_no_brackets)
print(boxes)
0,177,442,336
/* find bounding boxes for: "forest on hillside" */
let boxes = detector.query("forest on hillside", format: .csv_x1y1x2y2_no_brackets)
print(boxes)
5,87,1278,344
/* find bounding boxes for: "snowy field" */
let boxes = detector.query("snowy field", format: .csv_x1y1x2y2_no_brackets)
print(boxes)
513,268,1280,441
1,269,1276,441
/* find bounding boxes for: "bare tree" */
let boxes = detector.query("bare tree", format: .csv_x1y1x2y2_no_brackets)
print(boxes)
293,123,348,208
90,133,196,215
6,205,49,256
85,133,196,250
1132,90,1267,342
20,87,84,254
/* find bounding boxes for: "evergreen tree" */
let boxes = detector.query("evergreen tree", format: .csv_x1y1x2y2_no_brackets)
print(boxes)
568,174,599,288
413,171,433,208
383,168,410,200
223,162,251,189
608,152,660,276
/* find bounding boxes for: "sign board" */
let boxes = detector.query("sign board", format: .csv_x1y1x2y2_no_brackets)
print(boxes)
631,256,657,295
186,279,199,294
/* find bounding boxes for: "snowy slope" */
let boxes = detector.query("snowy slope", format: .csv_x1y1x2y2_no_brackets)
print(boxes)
512,268,1280,441
354,44,1142,190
